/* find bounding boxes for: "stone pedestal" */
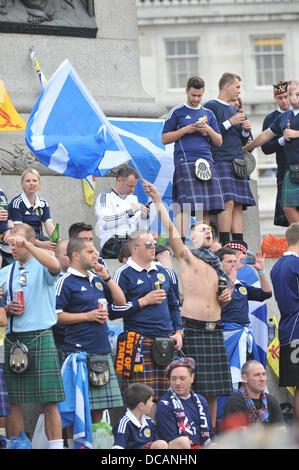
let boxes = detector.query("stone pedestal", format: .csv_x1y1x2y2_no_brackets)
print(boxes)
1,0,165,120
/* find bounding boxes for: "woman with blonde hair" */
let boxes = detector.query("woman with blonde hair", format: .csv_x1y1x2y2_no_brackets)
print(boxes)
8,168,57,251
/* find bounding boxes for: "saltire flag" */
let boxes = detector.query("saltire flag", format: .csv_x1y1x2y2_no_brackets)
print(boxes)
29,51,96,205
110,118,175,236
222,323,261,389
0,79,26,131
58,351,92,449
237,265,268,369
25,59,131,179
217,265,269,418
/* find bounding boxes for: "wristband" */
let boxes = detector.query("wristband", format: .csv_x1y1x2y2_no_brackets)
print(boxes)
103,275,112,283
176,330,184,337
258,269,265,275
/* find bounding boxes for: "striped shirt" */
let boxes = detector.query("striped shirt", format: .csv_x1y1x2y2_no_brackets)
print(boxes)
112,409,158,449
95,188,147,248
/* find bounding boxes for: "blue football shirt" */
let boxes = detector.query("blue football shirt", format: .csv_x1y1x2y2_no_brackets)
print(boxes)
56,267,112,354
162,104,220,165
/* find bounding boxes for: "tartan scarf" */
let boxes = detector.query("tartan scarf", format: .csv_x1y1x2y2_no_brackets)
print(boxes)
239,384,269,423
190,248,230,282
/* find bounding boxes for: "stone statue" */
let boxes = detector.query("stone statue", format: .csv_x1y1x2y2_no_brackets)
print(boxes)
20,0,55,24
0,0,95,23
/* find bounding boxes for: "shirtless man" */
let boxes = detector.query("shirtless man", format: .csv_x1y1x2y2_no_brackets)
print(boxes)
143,180,233,428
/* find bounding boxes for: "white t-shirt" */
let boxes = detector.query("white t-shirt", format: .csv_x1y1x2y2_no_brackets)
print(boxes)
95,189,147,248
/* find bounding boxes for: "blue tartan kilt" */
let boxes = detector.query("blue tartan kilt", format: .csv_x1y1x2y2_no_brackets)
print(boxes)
172,160,225,214
214,162,256,209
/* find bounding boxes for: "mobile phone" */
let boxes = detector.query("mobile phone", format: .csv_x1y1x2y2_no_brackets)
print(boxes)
244,251,256,265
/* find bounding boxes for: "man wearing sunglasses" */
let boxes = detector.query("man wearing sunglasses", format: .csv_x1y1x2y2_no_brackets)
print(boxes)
112,230,183,413
0,223,65,449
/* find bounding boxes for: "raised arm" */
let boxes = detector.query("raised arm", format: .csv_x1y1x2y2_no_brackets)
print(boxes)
93,262,126,306
9,235,60,275
142,180,188,260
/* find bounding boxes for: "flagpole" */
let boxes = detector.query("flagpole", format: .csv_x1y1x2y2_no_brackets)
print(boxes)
29,46,47,89
128,157,144,182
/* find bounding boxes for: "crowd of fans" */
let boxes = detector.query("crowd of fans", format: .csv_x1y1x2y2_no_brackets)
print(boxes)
0,72,299,450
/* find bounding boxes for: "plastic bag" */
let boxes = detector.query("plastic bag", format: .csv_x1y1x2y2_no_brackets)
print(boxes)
32,413,48,449
107,324,123,356
92,409,114,449
7,431,32,449
261,234,288,258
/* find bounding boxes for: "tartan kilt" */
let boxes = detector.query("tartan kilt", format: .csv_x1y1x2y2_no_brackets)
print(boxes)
87,354,123,410
214,162,256,209
172,161,225,214
281,170,299,207
182,319,232,396
120,337,172,402
274,173,289,227
4,329,65,405
0,364,11,416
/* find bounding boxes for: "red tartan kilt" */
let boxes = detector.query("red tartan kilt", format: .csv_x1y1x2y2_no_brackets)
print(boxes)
121,337,172,402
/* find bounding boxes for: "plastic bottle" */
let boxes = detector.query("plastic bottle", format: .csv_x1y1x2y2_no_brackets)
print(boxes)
267,318,276,344
50,223,60,243
285,120,291,141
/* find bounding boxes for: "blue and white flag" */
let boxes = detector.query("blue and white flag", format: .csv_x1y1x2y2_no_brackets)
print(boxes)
58,351,92,449
110,119,173,204
110,118,175,234
217,266,269,418
25,59,131,179
222,322,260,388
237,265,268,368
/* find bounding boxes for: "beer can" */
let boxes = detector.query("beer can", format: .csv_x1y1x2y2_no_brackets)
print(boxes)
217,277,227,296
98,298,108,310
0,202,7,211
154,281,164,290
16,290,25,312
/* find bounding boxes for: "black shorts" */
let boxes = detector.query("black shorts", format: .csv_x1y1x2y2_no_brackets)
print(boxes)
279,341,299,387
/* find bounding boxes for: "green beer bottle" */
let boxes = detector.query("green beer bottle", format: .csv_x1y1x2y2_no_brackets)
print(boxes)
50,223,60,243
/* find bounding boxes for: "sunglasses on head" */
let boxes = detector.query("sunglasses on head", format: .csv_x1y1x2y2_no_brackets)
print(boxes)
134,241,157,249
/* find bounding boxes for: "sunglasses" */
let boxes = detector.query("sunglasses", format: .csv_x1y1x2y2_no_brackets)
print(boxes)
18,267,27,287
134,241,157,249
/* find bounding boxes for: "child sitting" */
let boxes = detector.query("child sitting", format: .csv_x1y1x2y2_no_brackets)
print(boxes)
112,383,168,449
